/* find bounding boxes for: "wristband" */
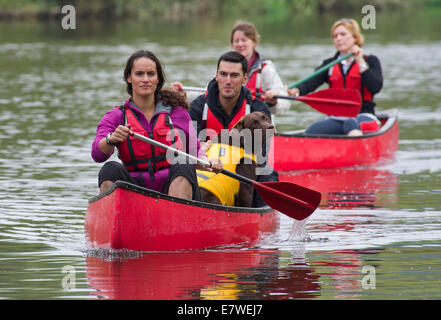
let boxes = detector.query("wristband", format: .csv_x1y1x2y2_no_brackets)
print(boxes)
106,132,119,146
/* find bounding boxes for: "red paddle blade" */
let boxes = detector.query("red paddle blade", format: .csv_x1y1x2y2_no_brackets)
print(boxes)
253,181,321,220
296,88,361,117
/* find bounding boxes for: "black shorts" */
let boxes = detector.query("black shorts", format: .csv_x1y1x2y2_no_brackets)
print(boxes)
98,161,201,201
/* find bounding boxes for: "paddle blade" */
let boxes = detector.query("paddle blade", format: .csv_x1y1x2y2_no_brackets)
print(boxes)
253,181,321,220
297,88,361,117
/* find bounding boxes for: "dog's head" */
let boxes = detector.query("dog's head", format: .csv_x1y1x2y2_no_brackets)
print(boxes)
228,112,274,154
232,111,274,139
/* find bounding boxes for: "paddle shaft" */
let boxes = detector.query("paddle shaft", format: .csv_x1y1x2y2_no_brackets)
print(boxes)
181,53,354,94
132,132,315,211
255,92,359,106
182,86,205,92
134,132,252,182
270,94,359,106
133,132,210,165
288,52,354,89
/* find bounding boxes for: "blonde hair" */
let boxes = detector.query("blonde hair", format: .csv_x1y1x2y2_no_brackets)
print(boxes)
230,21,260,46
331,18,364,47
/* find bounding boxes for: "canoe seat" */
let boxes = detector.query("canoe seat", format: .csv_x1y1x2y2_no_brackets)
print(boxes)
277,130,305,137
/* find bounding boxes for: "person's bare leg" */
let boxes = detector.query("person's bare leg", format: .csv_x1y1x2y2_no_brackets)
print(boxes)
168,176,193,199
100,180,114,193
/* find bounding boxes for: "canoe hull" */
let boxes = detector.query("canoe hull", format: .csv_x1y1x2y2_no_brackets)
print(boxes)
85,181,278,251
270,109,399,171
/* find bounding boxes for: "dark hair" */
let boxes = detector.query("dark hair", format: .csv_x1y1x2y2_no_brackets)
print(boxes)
123,50,165,97
157,88,190,110
217,51,248,75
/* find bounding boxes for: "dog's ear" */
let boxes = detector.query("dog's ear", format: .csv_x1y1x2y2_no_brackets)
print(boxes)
232,116,245,131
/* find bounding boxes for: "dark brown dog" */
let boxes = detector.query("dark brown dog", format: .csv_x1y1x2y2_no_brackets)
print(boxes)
199,111,274,207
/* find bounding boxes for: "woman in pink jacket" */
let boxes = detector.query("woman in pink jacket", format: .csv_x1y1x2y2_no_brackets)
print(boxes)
91,50,221,199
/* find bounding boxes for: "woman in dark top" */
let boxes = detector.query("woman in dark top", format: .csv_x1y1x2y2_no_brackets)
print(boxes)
288,18,383,136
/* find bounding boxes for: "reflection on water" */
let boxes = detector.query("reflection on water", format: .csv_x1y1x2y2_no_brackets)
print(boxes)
86,250,271,300
279,168,398,209
1,242,440,300
1,11,441,300
84,249,322,300
82,241,441,300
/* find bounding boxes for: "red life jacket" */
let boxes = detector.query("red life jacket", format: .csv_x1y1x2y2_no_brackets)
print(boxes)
246,61,267,101
117,105,182,176
329,59,373,102
201,93,251,141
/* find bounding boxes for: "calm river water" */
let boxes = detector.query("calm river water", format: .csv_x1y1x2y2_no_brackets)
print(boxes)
0,10,440,300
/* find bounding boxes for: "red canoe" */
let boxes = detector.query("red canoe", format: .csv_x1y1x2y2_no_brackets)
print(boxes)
85,181,278,251
269,109,399,171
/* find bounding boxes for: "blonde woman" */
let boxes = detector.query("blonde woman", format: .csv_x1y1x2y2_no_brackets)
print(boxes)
289,18,383,136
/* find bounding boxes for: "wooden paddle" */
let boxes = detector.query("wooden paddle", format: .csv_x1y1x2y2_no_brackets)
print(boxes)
288,52,354,89
132,132,321,220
